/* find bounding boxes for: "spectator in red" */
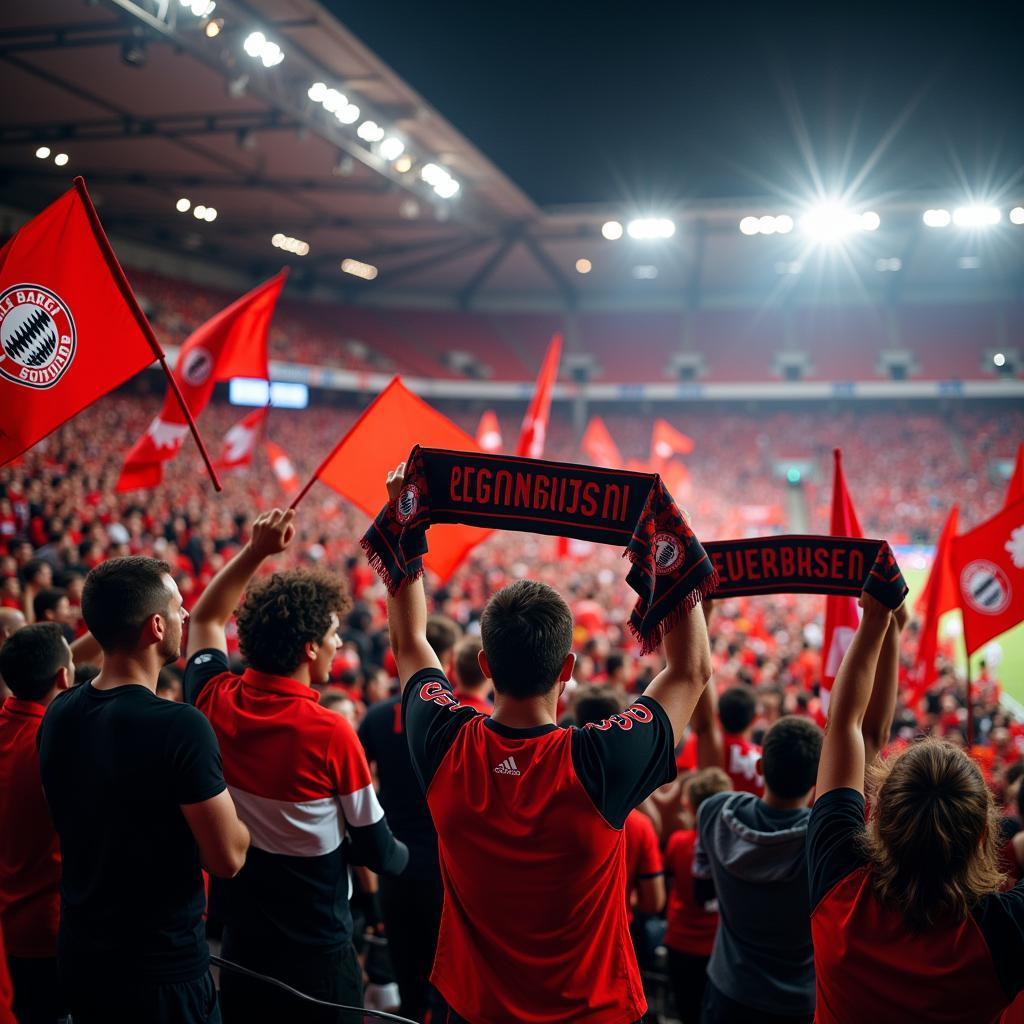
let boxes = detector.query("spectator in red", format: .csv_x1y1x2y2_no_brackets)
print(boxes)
716,686,764,795
452,636,493,715
0,623,71,1024
664,766,731,1024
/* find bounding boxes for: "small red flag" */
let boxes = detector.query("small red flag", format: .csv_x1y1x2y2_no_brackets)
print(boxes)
952,497,1024,655
0,181,165,463
117,271,286,491
650,418,694,463
216,406,268,471
821,449,864,701
581,415,622,467
293,377,488,581
266,439,299,495
906,505,959,707
1006,442,1024,509
517,334,561,459
475,410,503,453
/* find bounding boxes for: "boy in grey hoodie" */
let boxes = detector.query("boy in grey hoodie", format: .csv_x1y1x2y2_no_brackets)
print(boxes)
693,714,823,1023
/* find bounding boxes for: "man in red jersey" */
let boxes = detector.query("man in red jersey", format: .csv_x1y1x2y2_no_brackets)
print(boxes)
384,463,712,1024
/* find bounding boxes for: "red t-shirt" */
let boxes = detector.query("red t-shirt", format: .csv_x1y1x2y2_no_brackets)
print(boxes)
0,698,61,957
664,828,718,956
0,923,15,1024
675,732,764,796
624,809,662,920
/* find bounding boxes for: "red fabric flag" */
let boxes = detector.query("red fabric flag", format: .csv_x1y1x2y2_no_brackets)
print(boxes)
266,439,299,495
821,449,864,701
906,505,959,707
216,407,268,471
580,415,622,467
1006,442,1024,509
0,181,166,464
651,418,694,463
952,497,1024,655
117,271,286,491
475,410,503,453
294,377,488,581
516,334,561,459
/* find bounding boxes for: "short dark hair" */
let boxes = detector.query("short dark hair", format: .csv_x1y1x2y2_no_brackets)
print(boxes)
236,567,350,676
606,652,626,677
480,580,573,699
719,686,757,734
454,636,486,690
81,557,172,652
426,615,461,662
761,716,823,799
0,622,69,701
32,587,67,622
574,688,622,728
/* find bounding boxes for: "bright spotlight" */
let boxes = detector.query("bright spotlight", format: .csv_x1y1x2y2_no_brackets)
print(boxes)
176,197,192,213
601,220,623,240
800,204,859,240
952,205,1000,227
53,153,69,167
357,121,385,143
34,146,50,160
739,216,759,236
203,207,217,222
341,258,378,281
860,211,880,231
308,82,327,102
379,137,404,161
993,352,1007,367
626,218,675,240
923,208,951,228
757,215,776,236
775,214,794,234
575,258,592,274
193,205,207,219
205,18,223,37
243,30,284,67
434,178,460,199
322,88,343,112
336,103,360,125
393,155,413,174
1011,207,1024,225
243,31,265,56
420,163,446,186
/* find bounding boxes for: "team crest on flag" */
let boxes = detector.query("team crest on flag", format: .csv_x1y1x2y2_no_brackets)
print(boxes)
180,346,214,386
0,284,76,389
960,559,1011,615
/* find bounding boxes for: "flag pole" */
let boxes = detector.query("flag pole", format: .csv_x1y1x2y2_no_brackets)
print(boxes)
71,177,222,492
965,657,974,748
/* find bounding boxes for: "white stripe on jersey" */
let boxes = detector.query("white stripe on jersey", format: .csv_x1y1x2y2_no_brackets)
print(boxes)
339,783,385,828
229,786,344,857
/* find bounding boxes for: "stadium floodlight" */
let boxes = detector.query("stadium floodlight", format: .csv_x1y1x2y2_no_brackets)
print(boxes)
434,178,460,199
176,197,191,213
575,258,592,274
341,258,378,281
181,0,215,14
952,205,1000,227
378,137,405,161
994,352,1007,367
923,208,951,228
394,155,413,174
308,82,327,103
243,31,284,68
336,103,360,125
203,207,217,222
205,19,223,38
1011,207,1024,225
601,220,623,240
420,163,446,186
757,215,776,236
34,146,50,159
739,216,759,236
357,121,385,143
193,205,207,219
632,265,658,279
272,233,309,255
626,218,675,240
53,153,69,167
860,211,880,231
800,204,861,241
774,214,794,234
321,88,343,112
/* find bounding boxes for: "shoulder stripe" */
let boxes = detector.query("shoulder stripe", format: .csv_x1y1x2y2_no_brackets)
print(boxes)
228,785,343,857
338,783,385,829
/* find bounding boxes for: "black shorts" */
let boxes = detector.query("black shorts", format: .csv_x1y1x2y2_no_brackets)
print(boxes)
64,970,219,1024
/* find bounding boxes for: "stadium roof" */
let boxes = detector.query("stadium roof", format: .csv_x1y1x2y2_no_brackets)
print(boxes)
1,0,1022,311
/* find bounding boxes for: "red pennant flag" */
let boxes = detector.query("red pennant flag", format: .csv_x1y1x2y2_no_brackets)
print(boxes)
1006,442,1024,509
952,497,1024,655
580,415,622,467
292,377,489,581
821,449,864,701
266,439,299,495
906,505,959,707
0,180,207,471
651,418,694,463
475,410,503,453
216,406,268,471
117,271,286,491
517,334,561,459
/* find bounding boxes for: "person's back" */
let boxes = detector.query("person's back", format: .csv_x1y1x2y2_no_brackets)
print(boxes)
694,715,822,1023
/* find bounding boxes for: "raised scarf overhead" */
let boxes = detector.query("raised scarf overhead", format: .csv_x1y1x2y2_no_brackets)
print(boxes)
361,446,717,653
361,448,909,654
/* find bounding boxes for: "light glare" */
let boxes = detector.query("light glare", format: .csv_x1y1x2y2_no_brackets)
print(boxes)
379,137,404,161
952,205,1000,227
341,258,378,281
34,146,50,159
53,153,69,167
601,220,623,240
1011,207,1024,225
860,211,880,231
575,258,592,274
739,216,759,236
176,197,191,212
994,352,1007,367
923,208,951,228
626,217,675,240
775,214,794,234
308,82,327,102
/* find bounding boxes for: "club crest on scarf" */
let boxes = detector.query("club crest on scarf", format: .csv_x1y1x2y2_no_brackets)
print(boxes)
0,284,76,389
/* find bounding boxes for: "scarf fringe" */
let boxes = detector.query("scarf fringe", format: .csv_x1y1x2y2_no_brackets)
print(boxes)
628,568,720,655
359,536,424,595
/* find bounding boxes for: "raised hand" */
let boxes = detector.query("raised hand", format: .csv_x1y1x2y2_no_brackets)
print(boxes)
386,462,407,502
248,508,296,559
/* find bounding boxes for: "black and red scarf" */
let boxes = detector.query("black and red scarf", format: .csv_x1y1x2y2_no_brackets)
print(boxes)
361,447,908,654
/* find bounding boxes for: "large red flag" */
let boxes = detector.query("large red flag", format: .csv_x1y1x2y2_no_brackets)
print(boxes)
581,415,622,467
266,439,299,495
906,505,959,707
0,179,208,470
516,334,561,459
475,410,503,453
821,449,864,703
216,406,268,471
952,497,1024,655
650,418,694,463
117,271,286,491
293,377,488,581
1006,442,1024,509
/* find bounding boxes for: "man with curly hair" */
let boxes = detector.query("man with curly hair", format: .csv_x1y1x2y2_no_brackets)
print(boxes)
183,509,408,1024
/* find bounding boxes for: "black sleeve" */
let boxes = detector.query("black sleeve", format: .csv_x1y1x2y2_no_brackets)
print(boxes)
357,708,377,765
401,667,479,793
806,788,869,911
165,705,227,805
183,647,231,705
974,878,1024,1001
570,695,676,829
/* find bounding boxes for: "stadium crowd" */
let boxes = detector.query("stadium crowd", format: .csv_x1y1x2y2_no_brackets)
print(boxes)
0,389,1022,1024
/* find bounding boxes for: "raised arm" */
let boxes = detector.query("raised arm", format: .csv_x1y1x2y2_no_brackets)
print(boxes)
384,463,443,684
186,508,295,658
689,600,724,770
816,593,896,798
860,602,908,765
643,599,713,747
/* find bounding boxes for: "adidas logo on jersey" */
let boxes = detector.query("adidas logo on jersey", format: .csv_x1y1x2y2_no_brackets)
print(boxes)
493,756,521,776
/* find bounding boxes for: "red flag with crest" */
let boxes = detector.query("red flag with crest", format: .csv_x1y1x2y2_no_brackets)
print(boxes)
266,439,299,495
216,406,268,471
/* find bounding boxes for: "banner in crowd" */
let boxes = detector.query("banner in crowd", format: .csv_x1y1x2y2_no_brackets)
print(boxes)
581,415,622,466
0,178,214,480
216,406,268,471
651,418,694,463
266,439,299,494
516,334,561,459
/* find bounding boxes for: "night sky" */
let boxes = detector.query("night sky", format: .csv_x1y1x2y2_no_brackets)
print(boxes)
328,1,1024,207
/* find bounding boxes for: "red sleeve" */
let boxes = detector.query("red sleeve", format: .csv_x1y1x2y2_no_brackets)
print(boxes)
635,812,664,878
0,924,15,1024
324,715,373,799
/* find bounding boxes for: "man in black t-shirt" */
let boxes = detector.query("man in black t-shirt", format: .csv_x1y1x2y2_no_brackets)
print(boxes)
38,557,250,1024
